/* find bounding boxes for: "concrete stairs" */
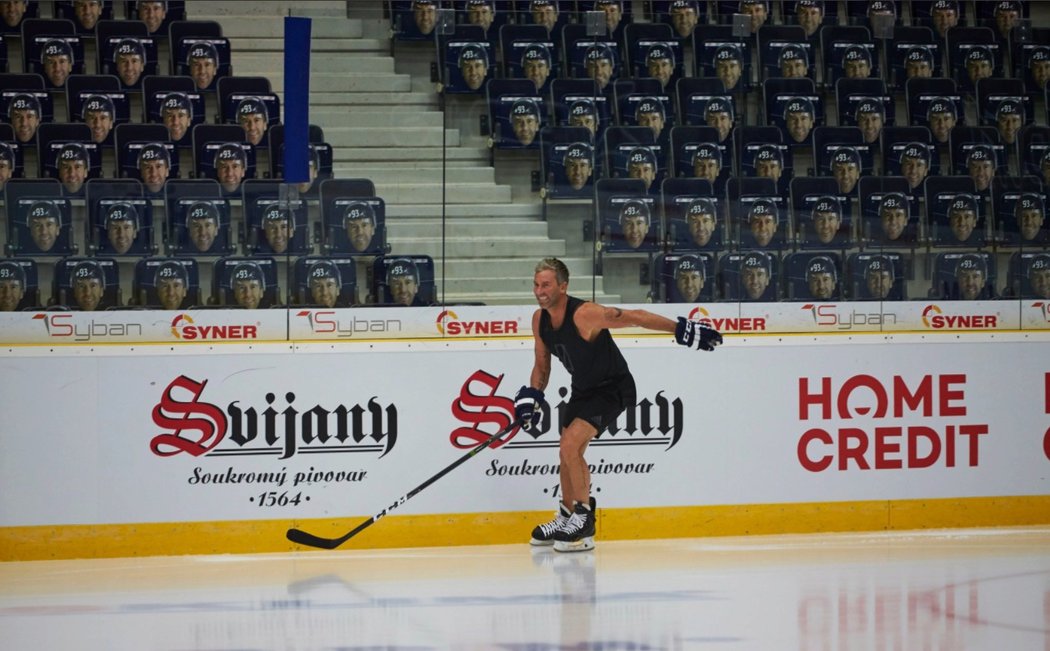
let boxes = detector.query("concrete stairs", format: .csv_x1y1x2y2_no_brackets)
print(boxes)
185,0,620,305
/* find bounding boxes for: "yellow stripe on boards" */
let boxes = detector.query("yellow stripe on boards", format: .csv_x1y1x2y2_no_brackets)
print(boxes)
3,495,1049,561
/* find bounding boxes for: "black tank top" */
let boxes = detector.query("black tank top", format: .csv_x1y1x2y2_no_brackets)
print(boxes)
539,296,630,392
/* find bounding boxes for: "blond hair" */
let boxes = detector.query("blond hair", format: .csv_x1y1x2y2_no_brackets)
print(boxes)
535,257,569,284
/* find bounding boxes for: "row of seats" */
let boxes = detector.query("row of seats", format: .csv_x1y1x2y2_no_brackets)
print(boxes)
0,1,186,37
481,75,1043,153
3,178,389,259
0,253,437,311
394,1,1032,52
588,174,1047,253
2,16,230,94
411,5,1047,96
0,118,334,196
649,248,1050,301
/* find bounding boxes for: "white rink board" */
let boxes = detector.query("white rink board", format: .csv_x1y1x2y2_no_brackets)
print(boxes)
1,335,1048,528
1,299,1049,346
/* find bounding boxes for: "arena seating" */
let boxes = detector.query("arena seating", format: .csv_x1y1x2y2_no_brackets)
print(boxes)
1,0,1049,311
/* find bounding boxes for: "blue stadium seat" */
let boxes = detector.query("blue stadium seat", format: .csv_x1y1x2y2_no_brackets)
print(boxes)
539,126,596,199
240,180,311,257
783,251,844,301
212,256,280,308
790,177,853,250
319,179,387,256
486,79,544,149
929,251,997,300
857,175,918,248
163,179,234,257
602,125,664,194
132,257,200,309
717,249,779,302
96,20,159,90
991,176,1046,248
1007,251,1050,299
124,1,187,37
53,0,114,35
4,179,76,257
0,259,40,311
924,176,985,247
595,177,658,253
85,178,155,257
668,125,728,193
651,251,716,303
51,256,121,309
371,254,436,306
661,177,723,253
293,256,358,307
846,251,906,301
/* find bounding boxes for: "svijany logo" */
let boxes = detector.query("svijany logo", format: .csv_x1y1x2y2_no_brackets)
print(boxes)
921,304,998,329
687,306,766,332
449,369,685,451
150,374,398,460
436,310,519,336
170,314,258,340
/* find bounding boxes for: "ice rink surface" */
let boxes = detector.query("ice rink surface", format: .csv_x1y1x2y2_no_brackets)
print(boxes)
2,527,1049,650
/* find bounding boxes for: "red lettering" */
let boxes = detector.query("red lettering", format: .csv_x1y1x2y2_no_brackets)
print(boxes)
51,314,73,337
244,325,257,338
940,374,966,417
908,427,941,468
930,315,997,329
893,375,932,417
798,428,833,472
800,425,983,472
838,428,870,470
874,426,902,469
958,424,988,466
799,377,832,420
839,375,888,419
312,313,335,333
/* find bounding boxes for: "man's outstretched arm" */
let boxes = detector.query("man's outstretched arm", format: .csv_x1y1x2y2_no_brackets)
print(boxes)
577,303,723,352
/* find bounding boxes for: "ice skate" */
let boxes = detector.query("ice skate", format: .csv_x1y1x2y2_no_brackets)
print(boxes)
530,502,571,546
553,501,596,553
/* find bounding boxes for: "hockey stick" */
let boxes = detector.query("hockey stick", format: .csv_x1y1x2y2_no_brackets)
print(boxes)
287,417,522,550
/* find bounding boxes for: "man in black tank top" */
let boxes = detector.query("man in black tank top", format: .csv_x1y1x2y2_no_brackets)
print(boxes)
515,257,722,552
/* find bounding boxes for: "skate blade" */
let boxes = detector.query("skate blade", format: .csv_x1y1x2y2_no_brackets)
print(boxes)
553,536,595,553
529,538,555,546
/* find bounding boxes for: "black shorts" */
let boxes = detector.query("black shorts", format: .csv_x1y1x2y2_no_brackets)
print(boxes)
562,374,637,433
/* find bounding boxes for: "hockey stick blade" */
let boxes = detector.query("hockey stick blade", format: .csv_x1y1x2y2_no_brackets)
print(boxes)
286,418,522,550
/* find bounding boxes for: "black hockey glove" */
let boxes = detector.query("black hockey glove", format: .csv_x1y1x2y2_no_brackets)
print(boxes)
675,316,723,352
514,386,545,431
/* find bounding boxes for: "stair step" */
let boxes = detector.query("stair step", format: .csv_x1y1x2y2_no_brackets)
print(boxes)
286,91,436,106
387,219,544,237
229,37,389,53
314,109,444,128
433,257,595,277
332,147,488,165
373,182,511,204
388,238,565,257
323,127,461,148
195,16,364,38
233,55,395,75
385,203,541,217
339,166,494,183
266,73,413,92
